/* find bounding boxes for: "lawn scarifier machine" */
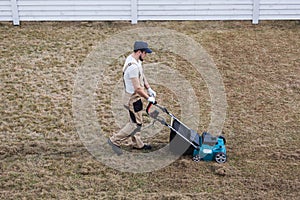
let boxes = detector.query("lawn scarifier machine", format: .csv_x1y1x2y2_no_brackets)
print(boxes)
146,102,227,163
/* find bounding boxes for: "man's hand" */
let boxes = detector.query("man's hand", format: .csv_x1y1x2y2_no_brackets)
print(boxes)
147,96,156,104
147,88,156,97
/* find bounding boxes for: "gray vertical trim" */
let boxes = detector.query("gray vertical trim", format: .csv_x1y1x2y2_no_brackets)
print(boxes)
252,0,260,24
11,0,19,25
131,0,137,24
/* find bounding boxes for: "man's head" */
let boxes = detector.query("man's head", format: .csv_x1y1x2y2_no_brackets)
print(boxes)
134,41,152,53
133,41,152,61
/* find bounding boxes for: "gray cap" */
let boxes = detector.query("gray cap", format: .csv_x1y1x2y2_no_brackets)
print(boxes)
134,41,152,53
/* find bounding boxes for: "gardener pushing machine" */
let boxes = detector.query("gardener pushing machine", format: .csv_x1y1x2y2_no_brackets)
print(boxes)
108,41,156,155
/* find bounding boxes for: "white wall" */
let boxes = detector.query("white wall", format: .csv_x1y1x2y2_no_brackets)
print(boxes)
137,0,254,21
0,0,12,21
260,0,300,20
16,0,132,21
1,0,300,25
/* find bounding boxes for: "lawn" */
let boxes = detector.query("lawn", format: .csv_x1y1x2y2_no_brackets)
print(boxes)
0,20,299,199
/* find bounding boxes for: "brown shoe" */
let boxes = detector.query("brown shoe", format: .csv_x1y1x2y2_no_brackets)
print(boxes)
133,144,152,150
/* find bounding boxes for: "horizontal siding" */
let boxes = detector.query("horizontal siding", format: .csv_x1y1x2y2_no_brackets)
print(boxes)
138,10,253,16
138,0,254,5
138,15,252,21
0,0,12,21
138,5,253,10
17,0,132,21
138,0,254,20
17,0,131,6
1,0,300,24
260,0,300,20
19,6,129,11
18,16,131,21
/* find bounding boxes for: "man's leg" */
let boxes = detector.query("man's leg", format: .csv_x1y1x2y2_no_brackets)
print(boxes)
109,122,136,147
128,109,145,149
130,124,144,149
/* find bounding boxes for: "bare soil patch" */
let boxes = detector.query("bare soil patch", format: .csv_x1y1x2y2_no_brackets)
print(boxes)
1,20,299,199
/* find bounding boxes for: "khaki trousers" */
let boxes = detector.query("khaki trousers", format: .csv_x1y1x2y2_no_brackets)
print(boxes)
110,93,144,148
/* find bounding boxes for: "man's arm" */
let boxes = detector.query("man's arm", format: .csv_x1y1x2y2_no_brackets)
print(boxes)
143,76,150,90
131,77,150,99
143,75,156,97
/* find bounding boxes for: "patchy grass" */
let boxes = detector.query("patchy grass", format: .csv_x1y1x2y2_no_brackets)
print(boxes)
0,20,299,199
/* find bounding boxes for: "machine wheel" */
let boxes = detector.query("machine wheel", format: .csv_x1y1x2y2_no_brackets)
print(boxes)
215,152,227,163
192,155,201,162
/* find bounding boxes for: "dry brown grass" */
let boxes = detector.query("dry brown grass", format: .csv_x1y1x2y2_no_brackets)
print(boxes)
1,20,299,199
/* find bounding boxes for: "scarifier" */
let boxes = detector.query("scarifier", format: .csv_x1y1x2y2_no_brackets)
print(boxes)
146,102,227,163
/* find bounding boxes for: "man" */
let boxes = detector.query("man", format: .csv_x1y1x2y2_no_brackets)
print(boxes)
108,41,156,155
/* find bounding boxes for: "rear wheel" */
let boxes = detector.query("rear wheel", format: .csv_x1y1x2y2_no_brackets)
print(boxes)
192,155,201,162
215,152,226,163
